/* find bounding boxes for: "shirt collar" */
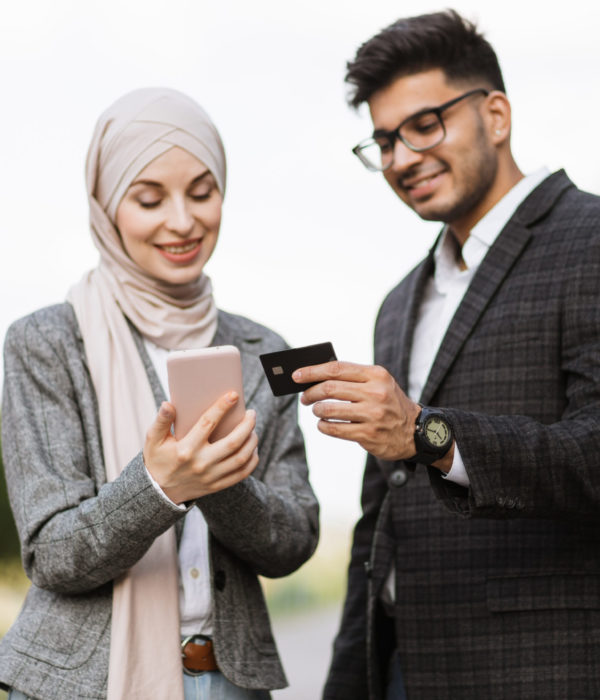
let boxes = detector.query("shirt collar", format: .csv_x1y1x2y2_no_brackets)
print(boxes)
434,167,550,277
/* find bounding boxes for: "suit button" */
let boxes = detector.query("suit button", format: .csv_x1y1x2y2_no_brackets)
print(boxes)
390,469,408,487
506,498,516,509
214,570,226,591
496,495,506,507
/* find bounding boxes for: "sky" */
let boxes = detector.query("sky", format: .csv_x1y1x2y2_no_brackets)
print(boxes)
1,0,599,530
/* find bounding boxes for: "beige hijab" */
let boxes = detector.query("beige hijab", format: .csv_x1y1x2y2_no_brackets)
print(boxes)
67,87,227,699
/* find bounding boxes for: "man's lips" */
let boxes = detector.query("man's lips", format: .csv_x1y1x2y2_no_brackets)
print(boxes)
400,169,446,199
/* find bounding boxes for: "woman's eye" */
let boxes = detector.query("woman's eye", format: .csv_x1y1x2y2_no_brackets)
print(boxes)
190,188,212,201
138,199,161,209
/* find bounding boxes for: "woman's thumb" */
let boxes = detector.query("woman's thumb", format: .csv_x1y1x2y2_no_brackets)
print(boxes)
147,402,175,444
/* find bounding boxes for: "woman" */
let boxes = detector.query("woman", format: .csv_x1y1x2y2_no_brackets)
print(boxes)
0,88,319,700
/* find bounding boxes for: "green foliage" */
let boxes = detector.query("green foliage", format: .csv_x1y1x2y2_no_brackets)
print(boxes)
262,526,352,619
0,415,21,558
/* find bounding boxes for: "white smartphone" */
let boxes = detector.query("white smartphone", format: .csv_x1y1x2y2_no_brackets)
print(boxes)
167,345,246,442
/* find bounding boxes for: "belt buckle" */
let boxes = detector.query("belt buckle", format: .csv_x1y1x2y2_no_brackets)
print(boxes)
181,635,211,677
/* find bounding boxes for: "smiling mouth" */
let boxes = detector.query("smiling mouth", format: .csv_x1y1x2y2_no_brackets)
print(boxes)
402,169,445,191
157,240,201,254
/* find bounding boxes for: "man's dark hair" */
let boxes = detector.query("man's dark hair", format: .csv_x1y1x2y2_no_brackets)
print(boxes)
346,9,505,108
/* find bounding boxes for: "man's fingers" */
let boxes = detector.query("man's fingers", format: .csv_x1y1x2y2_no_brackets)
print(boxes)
311,398,361,422
292,360,370,386
300,379,371,406
300,364,395,407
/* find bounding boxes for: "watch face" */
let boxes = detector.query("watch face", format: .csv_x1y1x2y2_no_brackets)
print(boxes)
424,416,451,448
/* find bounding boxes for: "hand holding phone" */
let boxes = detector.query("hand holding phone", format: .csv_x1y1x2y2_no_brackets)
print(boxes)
167,345,246,441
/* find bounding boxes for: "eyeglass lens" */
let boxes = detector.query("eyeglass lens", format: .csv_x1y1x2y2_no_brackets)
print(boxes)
355,88,489,172
359,111,445,171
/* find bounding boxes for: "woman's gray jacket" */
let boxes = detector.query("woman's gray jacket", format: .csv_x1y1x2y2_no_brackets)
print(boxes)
0,303,319,699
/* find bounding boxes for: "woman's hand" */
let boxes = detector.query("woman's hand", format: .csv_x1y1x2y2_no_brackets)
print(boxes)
143,391,259,505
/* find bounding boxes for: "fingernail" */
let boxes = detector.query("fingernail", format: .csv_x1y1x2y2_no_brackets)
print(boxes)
227,391,238,403
292,370,301,381
159,402,171,417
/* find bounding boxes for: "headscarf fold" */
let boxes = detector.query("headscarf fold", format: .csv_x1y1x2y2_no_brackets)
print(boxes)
67,87,227,700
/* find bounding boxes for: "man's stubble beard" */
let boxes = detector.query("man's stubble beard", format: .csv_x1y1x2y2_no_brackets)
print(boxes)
414,123,499,226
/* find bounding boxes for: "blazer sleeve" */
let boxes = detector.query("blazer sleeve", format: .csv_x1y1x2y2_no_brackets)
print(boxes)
194,388,319,578
432,215,600,521
1,311,185,594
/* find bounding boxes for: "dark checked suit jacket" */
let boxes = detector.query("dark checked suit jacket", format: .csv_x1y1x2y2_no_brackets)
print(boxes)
0,306,318,700
323,171,600,700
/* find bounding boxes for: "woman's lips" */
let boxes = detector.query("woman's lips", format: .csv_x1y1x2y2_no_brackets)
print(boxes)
155,239,202,263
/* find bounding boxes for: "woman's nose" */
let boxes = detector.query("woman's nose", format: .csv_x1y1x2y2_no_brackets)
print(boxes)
165,198,194,235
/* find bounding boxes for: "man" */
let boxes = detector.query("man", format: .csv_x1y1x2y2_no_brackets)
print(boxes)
295,10,600,700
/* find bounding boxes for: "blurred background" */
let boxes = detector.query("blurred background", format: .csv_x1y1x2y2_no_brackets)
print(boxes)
0,0,599,697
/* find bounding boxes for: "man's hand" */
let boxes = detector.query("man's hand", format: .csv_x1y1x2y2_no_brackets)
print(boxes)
143,392,259,505
293,361,421,461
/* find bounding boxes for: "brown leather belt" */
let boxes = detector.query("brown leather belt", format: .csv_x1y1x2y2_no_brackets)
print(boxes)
181,635,218,675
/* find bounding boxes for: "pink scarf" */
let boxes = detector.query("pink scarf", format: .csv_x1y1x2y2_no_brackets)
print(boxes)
67,87,227,699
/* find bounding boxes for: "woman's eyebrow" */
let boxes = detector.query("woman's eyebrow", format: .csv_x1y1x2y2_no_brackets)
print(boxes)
189,170,212,185
130,169,211,189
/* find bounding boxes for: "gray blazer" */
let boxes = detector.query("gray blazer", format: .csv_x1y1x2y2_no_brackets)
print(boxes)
324,171,600,699
0,304,319,699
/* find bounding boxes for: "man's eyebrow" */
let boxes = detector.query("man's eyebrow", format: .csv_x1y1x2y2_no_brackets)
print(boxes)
372,127,394,137
372,105,440,137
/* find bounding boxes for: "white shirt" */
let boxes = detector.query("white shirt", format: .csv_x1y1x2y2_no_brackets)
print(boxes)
383,168,550,606
144,340,213,636
410,167,550,487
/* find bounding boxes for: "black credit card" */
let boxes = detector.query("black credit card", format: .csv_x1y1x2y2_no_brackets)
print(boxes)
260,342,337,396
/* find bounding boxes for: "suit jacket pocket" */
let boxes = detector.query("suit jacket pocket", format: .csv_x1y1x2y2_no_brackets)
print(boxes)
11,585,110,669
486,573,600,612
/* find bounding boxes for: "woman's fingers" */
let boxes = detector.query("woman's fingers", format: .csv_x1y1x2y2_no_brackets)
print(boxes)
184,396,256,462
205,446,260,494
145,402,176,448
145,395,259,503
184,391,241,445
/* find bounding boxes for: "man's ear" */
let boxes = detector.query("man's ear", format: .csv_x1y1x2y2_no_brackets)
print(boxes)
483,90,512,144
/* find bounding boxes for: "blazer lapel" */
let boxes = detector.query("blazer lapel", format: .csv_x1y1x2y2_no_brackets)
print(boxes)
419,170,573,406
420,222,531,404
386,253,435,391
212,311,265,406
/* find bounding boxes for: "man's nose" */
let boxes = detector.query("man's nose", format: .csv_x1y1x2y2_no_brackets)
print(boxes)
389,138,424,174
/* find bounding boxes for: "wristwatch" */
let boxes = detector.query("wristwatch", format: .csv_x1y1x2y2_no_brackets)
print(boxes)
410,405,453,465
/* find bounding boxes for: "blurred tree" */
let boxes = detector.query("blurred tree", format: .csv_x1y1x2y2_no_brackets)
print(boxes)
0,415,21,558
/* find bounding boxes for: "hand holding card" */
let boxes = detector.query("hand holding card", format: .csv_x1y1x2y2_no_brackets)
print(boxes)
260,342,337,396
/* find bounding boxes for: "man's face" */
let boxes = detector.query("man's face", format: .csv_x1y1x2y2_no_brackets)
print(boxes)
368,68,499,233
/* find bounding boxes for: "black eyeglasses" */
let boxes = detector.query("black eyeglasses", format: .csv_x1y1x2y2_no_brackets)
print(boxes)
352,88,489,172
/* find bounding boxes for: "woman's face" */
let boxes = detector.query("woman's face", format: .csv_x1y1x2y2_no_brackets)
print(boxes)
115,146,222,285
